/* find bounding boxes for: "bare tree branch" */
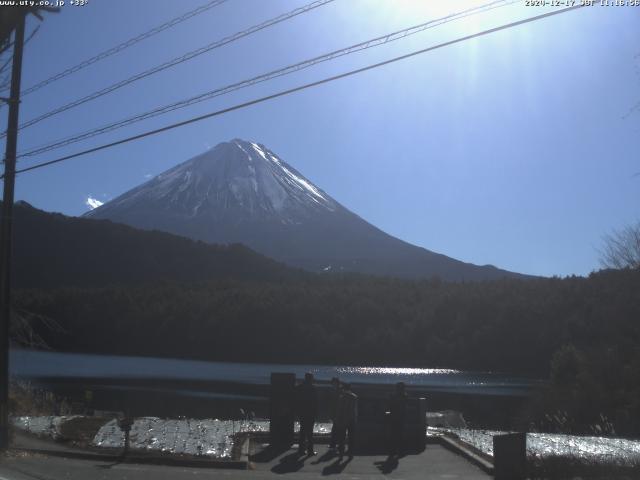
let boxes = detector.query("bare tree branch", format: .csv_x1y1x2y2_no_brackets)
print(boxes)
600,221,640,270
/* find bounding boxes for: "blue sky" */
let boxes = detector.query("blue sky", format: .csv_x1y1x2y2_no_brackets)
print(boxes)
3,0,639,277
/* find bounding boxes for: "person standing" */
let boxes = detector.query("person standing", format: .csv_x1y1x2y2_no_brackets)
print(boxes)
335,382,358,456
328,377,341,450
296,372,318,456
389,382,407,457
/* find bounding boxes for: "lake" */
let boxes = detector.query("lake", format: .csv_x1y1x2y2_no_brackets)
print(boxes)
11,348,542,396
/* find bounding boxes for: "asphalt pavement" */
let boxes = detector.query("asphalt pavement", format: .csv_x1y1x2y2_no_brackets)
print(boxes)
0,442,490,479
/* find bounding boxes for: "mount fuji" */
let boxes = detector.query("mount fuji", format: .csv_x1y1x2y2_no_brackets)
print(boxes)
85,139,523,281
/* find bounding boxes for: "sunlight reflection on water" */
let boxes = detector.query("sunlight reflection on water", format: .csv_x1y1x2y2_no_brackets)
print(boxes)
339,366,458,375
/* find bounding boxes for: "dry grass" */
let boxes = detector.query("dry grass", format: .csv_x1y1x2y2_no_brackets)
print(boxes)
9,381,60,417
528,454,640,479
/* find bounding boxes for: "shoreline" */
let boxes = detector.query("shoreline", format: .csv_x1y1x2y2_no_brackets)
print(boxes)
17,375,531,429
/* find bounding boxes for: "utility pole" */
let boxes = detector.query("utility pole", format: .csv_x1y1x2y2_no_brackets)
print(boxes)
0,11,25,450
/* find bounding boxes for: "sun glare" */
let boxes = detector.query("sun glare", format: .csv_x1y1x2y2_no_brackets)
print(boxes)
387,0,514,36
390,0,486,19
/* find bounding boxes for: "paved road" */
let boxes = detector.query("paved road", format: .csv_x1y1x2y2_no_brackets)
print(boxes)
251,443,490,479
0,443,490,479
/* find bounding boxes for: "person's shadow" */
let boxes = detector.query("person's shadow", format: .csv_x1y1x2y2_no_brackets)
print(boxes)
251,443,290,463
322,455,353,475
271,451,307,474
374,455,400,474
311,449,338,465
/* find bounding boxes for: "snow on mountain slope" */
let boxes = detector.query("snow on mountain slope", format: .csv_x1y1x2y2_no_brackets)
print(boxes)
86,139,525,281
94,140,336,221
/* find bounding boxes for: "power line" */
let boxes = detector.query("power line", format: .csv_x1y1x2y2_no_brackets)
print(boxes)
2,0,229,97
11,4,586,177
4,0,335,137
17,0,519,159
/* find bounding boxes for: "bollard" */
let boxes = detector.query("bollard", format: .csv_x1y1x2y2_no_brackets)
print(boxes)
493,432,526,480
269,373,296,445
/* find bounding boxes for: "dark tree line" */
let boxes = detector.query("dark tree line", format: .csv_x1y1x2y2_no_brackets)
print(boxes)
13,267,640,434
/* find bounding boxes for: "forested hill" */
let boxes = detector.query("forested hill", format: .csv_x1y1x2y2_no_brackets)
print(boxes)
15,268,640,377
11,202,302,289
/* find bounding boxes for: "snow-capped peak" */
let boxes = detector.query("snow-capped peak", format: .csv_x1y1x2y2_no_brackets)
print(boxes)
88,139,338,222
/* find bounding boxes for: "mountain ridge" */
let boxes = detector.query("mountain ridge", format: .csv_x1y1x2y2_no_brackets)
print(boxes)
12,201,301,290
86,139,528,281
